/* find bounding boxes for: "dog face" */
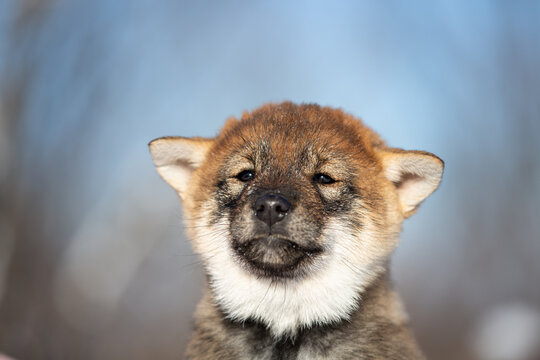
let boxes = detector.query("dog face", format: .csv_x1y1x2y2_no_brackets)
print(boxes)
150,102,443,337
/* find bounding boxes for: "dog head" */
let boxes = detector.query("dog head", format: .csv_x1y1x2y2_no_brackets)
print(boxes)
149,102,443,337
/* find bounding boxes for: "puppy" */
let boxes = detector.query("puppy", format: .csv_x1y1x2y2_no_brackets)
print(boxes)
149,102,443,359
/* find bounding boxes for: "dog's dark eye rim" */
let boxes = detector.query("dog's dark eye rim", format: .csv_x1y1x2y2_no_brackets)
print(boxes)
313,173,336,185
236,170,255,182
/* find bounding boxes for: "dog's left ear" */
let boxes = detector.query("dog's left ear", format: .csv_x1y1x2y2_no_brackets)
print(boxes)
148,136,213,199
379,149,444,217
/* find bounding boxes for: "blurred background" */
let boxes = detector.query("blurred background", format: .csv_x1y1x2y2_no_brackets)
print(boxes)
1,1,539,359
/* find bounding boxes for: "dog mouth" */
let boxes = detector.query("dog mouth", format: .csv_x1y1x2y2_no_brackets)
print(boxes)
232,234,323,279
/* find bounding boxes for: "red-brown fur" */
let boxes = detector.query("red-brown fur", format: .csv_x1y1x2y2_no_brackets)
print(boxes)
149,102,443,359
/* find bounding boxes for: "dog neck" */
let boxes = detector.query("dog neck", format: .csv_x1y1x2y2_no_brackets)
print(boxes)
186,271,423,359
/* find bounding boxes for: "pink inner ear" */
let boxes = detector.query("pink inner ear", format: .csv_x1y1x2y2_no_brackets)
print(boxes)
393,169,441,214
382,151,443,215
149,137,214,196
391,172,422,190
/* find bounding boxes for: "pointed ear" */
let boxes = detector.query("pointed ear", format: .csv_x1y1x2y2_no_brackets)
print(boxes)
148,136,214,199
380,149,444,217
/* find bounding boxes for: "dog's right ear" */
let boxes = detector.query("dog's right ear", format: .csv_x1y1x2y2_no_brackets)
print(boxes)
148,137,213,199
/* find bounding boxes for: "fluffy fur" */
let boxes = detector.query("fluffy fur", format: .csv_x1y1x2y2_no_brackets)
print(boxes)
149,102,443,359
198,214,387,338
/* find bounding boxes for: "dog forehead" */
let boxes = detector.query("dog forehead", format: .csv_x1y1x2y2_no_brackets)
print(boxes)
214,103,379,167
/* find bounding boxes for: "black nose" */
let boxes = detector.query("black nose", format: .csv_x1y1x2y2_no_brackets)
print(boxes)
254,193,291,227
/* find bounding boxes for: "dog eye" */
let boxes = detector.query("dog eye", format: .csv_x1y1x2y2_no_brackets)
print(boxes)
313,173,336,185
236,170,255,182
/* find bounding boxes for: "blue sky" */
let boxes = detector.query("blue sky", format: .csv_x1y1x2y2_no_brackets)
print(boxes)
2,0,539,277
2,0,539,247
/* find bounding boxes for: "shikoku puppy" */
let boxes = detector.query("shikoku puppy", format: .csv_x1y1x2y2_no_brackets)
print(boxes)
149,102,443,359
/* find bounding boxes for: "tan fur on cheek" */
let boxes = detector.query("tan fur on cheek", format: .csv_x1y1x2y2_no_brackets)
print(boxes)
183,199,225,256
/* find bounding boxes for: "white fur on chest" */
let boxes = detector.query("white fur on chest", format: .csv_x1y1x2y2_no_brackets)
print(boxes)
194,213,385,338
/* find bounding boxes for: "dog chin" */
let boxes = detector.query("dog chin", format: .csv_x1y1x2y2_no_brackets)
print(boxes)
232,235,324,279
